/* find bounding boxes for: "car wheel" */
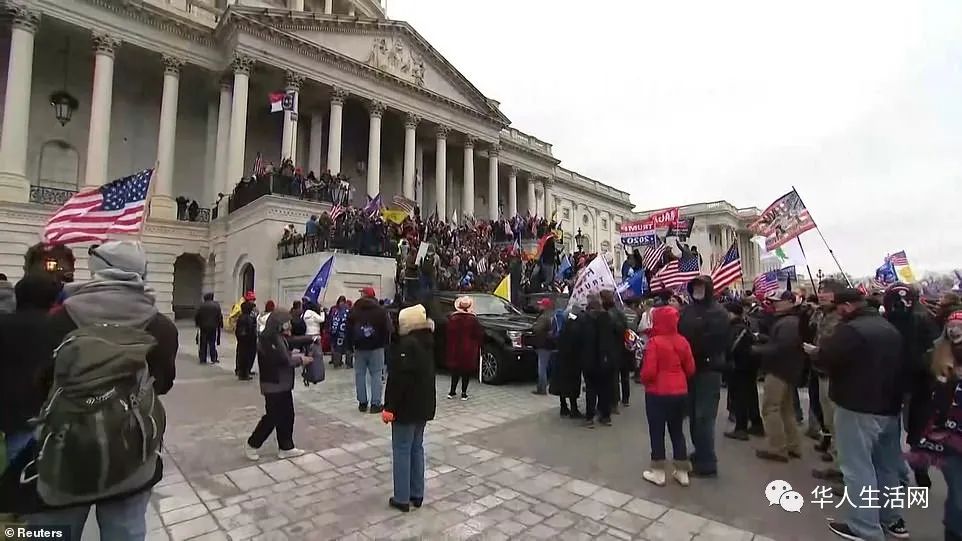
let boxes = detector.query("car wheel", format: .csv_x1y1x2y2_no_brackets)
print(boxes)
480,343,507,385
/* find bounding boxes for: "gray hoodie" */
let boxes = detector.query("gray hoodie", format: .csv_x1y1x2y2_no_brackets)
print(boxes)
0,280,14,314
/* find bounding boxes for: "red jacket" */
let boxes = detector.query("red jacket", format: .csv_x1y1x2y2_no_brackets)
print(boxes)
445,311,484,372
641,307,696,396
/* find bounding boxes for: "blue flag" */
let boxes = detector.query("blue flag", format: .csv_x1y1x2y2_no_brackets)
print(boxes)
616,268,648,298
303,256,335,304
556,255,572,281
875,260,897,286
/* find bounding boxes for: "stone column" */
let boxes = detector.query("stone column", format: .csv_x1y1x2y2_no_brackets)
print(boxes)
324,0,333,14
402,113,419,199
527,176,537,216
487,144,500,220
289,0,304,10
0,6,39,203
348,1,356,15
83,32,121,188
225,54,253,194
308,114,323,175
366,100,384,198
415,142,424,205
435,126,448,219
507,167,518,218
462,137,475,217
213,75,232,216
280,71,303,164
542,180,552,218
150,55,185,220
326,87,347,174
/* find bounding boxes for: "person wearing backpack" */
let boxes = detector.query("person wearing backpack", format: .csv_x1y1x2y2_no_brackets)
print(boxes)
29,241,177,539
346,287,393,413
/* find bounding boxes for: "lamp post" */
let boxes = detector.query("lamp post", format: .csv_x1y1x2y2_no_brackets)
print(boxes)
50,38,78,126
816,268,824,288
574,227,584,252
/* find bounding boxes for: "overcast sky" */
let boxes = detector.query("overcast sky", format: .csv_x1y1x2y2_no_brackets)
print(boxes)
389,0,962,277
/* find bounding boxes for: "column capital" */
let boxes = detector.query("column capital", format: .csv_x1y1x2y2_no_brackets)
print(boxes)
509,166,519,176
91,31,121,57
435,125,450,139
368,100,386,118
488,143,501,157
331,86,349,105
230,53,254,75
218,72,233,90
9,4,40,33
404,113,421,130
162,54,184,76
284,71,304,92
464,135,476,149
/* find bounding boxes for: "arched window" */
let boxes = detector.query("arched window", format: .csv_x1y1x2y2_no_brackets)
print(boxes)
37,139,80,190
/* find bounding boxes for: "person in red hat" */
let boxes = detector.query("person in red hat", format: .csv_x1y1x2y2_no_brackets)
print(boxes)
346,287,393,413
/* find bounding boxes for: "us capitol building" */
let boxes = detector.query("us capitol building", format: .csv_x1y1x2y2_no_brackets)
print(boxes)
0,0,761,316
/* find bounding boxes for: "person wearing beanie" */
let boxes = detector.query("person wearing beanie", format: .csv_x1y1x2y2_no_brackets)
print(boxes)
445,296,483,400
0,273,14,314
29,241,177,536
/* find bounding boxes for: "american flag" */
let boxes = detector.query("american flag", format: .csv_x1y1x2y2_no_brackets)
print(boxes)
252,152,265,176
888,250,909,266
652,255,700,290
392,194,417,215
43,169,153,245
477,256,488,274
329,203,345,222
710,243,742,290
642,240,667,272
753,271,780,296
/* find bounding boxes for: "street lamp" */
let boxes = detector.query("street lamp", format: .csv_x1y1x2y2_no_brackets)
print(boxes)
816,269,824,288
574,228,584,252
50,90,78,126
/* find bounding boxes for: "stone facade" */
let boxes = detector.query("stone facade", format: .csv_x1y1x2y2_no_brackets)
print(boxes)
0,0,635,316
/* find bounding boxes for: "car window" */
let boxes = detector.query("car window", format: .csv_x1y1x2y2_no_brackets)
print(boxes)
437,298,455,315
470,295,521,316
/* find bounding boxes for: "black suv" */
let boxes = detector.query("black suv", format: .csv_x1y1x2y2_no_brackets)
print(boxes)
417,292,538,384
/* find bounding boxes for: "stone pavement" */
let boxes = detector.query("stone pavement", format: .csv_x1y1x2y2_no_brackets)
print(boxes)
124,327,942,541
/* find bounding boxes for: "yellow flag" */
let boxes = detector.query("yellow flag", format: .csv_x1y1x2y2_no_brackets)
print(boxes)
382,209,409,224
897,265,916,283
226,299,242,331
493,275,511,301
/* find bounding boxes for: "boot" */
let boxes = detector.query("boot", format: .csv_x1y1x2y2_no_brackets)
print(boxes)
672,460,692,487
643,461,667,487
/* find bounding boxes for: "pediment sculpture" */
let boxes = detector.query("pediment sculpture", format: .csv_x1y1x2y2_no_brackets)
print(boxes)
367,37,426,87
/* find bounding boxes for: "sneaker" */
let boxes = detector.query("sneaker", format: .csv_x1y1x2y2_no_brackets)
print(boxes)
244,445,260,461
569,409,583,419
461,394,469,401
446,393,456,400
622,400,630,407
560,408,571,417
642,469,666,486
827,520,865,540
599,417,612,427
885,519,909,539
389,497,410,513
724,429,750,441
755,449,789,463
358,403,368,413
747,425,766,437
672,470,690,487
370,404,383,414
278,448,306,459
582,418,595,429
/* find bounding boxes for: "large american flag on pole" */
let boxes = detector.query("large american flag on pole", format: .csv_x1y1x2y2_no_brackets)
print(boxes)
710,243,742,290
652,255,700,290
753,270,780,296
43,169,153,245
888,250,909,267
642,239,667,272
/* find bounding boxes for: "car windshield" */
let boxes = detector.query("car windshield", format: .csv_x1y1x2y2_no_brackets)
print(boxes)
469,295,522,316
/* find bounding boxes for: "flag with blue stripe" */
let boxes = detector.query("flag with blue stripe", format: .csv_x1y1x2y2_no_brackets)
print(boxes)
303,255,335,304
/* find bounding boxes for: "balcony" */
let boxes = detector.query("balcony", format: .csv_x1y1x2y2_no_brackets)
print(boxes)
143,0,220,27
499,127,554,157
29,185,210,224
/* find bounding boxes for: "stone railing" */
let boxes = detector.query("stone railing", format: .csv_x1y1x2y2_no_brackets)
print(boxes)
144,0,219,26
176,207,211,223
500,128,554,156
558,170,631,203
29,185,77,206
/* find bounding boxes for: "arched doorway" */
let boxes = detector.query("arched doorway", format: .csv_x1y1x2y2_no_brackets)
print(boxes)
239,263,255,298
173,254,205,320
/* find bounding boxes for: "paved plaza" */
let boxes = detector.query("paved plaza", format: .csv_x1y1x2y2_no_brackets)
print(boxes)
107,327,945,541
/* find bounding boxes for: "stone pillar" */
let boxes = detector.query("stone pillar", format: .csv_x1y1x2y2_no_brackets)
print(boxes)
308,113,323,175
289,0,304,10
415,142,424,206
225,54,253,194
326,87,347,174
280,71,303,164
527,176,537,216
487,144,500,220
213,76,232,216
324,0,333,14
402,114,419,199
348,1,356,15
435,126,448,219
83,32,121,188
542,180,551,218
462,137,475,217
150,55,185,220
366,100,384,198
507,167,518,218
0,5,39,203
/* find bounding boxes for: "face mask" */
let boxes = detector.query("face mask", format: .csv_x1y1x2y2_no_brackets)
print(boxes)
692,290,705,300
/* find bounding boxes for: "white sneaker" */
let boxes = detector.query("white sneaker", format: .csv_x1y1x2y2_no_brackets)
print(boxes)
277,448,306,459
244,445,260,461
446,393,456,400
461,394,469,401
642,469,666,486
673,470,690,487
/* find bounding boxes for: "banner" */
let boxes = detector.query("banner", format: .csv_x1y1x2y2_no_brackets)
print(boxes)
750,189,816,251
619,207,680,247
569,256,618,310
666,217,694,239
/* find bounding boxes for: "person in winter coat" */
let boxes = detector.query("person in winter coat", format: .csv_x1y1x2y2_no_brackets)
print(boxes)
30,241,177,538
382,304,436,513
347,287,393,413
245,311,317,461
194,292,223,364
234,300,258,380
550,308,583,418
0,273,14,314
257,300,275,334
601,290,632,410
753,290,805,463
530,298,555,395
809,279,845,479
0,273,61,465
723,302,763,440
582,294,621,428
302,300,326,365
328,296,352,368
640,306,696,487
677,275,731,477
445,296,483,399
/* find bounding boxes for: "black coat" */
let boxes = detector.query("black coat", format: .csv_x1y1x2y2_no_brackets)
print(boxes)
385,329,436,424
580,310,621,377
727,319,756,373
194,300,223,331
0,308,61,433
550,313,582,398
678,280,731,372
753,311,806,385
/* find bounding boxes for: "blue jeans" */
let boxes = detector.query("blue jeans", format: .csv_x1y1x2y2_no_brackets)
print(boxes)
391,422,426,504
646,393,688,462
687,370,722,473
198,329,218,364
29,489,152,541
834,406,903,540
536,349,551,391
941,454,962,538
354,348,385,406
4,430,33,466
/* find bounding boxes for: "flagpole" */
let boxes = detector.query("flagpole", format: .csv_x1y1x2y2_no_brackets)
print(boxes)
137,162,160,241
794,237,818,292
791,186,852,286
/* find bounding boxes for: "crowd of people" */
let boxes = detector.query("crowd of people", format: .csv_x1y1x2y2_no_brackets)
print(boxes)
228,158,356,214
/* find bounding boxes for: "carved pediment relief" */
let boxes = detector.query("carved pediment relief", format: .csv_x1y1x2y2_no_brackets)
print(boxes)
367,36,425,88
